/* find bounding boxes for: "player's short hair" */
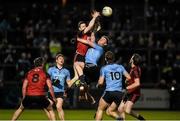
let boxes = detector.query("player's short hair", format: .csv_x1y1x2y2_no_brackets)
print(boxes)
55,53,64,60
101,35,109,44
132,53,142,66
78,21,86,28
33,57,45,67
105,51,115,63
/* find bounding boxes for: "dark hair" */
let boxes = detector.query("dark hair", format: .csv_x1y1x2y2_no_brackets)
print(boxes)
55,53,64,60
78,21,86,28
105,51,115,63
33,57,45,67
101,35,109,44
132,53,142,66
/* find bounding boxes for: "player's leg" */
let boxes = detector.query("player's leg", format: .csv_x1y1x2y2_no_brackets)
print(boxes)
71,62,80,85
56,97,65,121
83,65,98,104
118,100,126,119
86,89,96,104
44,97,56,121
79,84,96,104
124,101,145,120
95,97,109,121
43,99,54,120
106,102,122,120
44,108,51,120
77,61,86,84
45,105,56,121
11,103,24,121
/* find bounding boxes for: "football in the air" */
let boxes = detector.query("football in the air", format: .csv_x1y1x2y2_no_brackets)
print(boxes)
102,6,112,17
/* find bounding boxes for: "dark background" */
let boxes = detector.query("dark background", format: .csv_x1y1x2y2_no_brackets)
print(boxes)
0,0,180,109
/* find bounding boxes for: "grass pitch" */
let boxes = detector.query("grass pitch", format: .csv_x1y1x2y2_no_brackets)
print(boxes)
0,109,180,120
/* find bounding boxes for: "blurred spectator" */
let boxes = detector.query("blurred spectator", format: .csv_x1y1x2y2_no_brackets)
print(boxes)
161,60,174,86
24,20,34,47
174,54,180,68
15,52,31,82
164,39,175,49
3,53,16,82
49,35,62,58
155,79,168,89
2,44,16,82
173,54,180,82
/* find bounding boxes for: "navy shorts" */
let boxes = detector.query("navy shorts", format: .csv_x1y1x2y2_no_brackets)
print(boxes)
22,95,50,109
102,91,123,106
74,53,85,62
123,93,140,103
48,92,64,99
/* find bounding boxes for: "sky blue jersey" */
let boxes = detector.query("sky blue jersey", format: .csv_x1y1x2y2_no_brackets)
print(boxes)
100,63,127,91
85,43,103,66
48,66,70,92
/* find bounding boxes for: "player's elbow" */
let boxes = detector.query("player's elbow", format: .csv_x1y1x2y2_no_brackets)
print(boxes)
67,82,72,88
135,80,140,87
98,82,103,87
136,82,140,87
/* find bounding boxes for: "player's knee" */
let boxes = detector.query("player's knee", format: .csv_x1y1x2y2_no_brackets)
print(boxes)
19,104,24,110
46,106,53,112
49,99,54,105
56,106,63,112
118,106,124,113
106,109,110,116
124,108,131,114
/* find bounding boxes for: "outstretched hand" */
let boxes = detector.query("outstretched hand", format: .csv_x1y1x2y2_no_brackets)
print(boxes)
91,10,100,18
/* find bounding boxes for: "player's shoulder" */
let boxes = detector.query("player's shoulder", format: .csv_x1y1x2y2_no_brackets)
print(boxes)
62,67,70,73
95,43,103,50
100,64,107,70
133,65,141,71
109,63,122,67
112,63,126,71
133,66,141,73
117,64,125,68
48,66,56,71
28,67,38,74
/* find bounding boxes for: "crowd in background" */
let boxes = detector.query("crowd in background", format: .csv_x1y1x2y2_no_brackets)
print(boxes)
0,0,180,94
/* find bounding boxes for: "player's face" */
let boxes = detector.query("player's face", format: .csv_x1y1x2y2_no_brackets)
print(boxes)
98,37,107,46
56,56,64,66
79,23,86,31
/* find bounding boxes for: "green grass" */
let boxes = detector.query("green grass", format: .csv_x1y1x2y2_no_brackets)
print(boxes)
0,109,180,120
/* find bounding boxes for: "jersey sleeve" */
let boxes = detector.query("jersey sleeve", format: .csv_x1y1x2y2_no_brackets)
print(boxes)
121,66,128,75
47,68,51,76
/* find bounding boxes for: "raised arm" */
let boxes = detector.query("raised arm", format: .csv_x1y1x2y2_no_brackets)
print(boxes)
77,37,95,48
83,11,100,34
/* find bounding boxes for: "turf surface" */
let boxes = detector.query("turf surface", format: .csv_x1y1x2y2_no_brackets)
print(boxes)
1,109,180,120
